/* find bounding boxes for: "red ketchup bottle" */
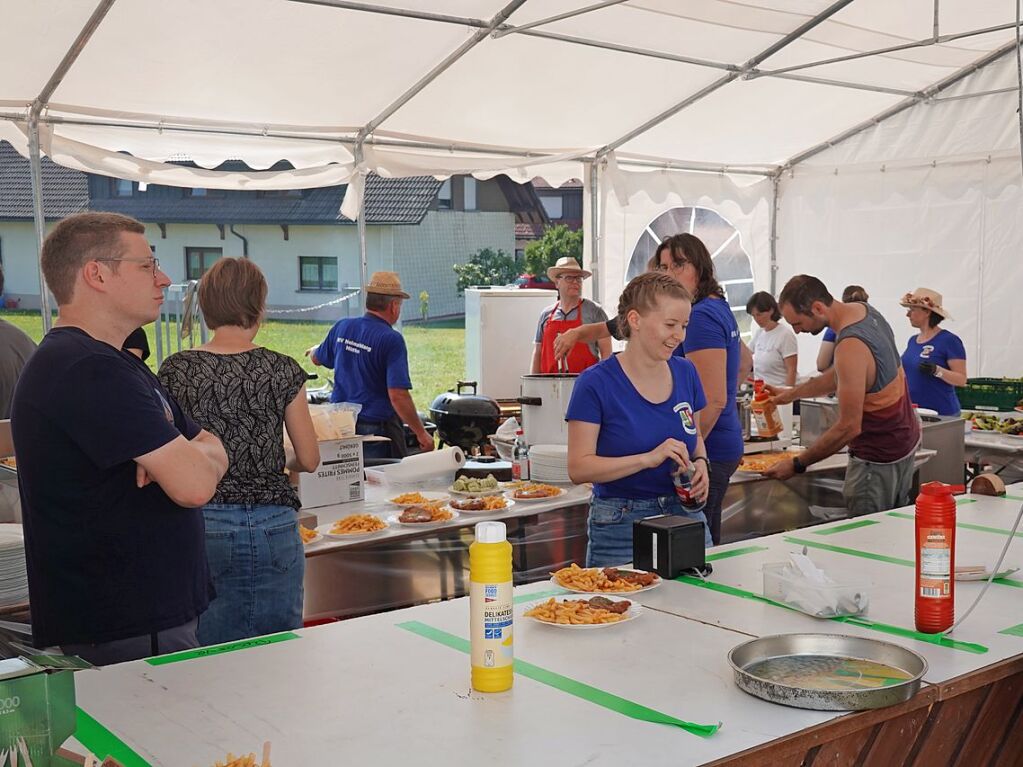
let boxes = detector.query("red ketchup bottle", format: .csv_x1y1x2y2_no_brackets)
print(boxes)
914,481,962,633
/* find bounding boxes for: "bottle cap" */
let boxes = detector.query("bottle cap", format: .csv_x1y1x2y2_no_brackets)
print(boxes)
515,429,524,435
475,521,507,543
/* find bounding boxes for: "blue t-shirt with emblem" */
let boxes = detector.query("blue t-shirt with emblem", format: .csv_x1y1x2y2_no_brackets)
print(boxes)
566,355,706,499
315,314,413,422
902,329,966,416
678,296,744,462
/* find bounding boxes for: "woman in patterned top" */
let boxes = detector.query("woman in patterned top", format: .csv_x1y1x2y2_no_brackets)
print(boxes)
159,258,320,646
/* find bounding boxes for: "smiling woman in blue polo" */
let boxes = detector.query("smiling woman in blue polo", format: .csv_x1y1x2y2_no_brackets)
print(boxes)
566,272,712,567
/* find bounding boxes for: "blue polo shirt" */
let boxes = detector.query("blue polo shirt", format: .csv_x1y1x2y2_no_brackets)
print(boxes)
315,313,412,422
566,355,706,499
679,296,744,463
902,329,966,416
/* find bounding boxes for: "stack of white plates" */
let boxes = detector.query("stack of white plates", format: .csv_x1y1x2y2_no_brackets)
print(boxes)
529,444,570,483
0,525,28,608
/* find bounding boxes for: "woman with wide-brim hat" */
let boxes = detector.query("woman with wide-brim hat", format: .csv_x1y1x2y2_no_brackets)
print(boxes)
529,256,611,374
900,287,967,416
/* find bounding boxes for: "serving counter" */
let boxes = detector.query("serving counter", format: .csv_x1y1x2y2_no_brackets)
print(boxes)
64,486,1023,766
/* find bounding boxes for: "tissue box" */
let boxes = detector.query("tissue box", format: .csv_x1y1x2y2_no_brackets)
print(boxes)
632,515,705,579
762,562,869,618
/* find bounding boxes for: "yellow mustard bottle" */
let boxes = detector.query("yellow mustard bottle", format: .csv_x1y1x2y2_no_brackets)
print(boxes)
469,521,513,692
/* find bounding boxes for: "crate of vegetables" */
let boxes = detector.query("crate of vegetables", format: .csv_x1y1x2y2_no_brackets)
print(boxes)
956,378,1023,412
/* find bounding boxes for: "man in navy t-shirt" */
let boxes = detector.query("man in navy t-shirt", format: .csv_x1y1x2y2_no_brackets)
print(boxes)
11,213,228,665
309,271,434,459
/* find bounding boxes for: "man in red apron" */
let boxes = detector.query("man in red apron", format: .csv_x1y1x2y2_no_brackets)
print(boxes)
530,257,611,374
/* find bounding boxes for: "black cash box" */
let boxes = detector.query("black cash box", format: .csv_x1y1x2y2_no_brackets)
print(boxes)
632,515,706,579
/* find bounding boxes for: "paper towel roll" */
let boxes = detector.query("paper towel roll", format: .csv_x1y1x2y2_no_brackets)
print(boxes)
375,446,466,483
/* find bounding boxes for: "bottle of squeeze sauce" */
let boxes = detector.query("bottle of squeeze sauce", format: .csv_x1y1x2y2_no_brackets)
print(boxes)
470,521,513,691
750,379,784,439
915,482,959,633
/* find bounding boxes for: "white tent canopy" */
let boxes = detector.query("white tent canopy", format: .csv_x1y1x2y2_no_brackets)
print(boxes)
2,0,1021,373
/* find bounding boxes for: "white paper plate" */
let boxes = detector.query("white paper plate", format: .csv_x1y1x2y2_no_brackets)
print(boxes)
522,595,643,628
955,567,1019,582
550,568,663,594
507,486,566,502
386,491,450,507
447,498,516,514
301,531,324,546
316,520,389,540
385,510,461,527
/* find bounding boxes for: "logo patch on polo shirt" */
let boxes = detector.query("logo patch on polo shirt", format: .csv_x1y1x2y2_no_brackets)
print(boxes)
674,402,697,435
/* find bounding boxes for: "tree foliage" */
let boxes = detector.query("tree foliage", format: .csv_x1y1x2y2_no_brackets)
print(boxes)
453,248,519,295
524,225,583,277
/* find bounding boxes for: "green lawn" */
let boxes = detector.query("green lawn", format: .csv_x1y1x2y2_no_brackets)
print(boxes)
0,310,466,413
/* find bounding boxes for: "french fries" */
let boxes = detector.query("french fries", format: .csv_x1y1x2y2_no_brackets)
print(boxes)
298,525,319,544
551,563,644,593
330,514,387,535
739,452,791,473
212,742,271,767
389,492,435,505
524,597,627,625
481,495,508,510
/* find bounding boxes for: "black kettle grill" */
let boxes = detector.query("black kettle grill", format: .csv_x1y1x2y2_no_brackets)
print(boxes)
429,381,501,452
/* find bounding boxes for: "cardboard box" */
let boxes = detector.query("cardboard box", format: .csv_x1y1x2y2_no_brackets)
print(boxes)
0,654,91,767
296,436,382,509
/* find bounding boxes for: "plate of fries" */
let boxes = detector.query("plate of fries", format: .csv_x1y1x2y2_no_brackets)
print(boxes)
317,514,389,539
211,742,271,767
447,496,515,514
550,563,662,594
522,595,642,628
736,451,793,476
386,507,459,526
386,491,450,507
508,483,565,501
298,526,323,545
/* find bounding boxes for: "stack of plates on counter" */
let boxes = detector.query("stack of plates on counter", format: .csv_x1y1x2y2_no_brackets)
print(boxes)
0,526,27,608
529,444,570,483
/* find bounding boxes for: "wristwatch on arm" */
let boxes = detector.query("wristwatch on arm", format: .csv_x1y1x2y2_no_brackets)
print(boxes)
792,456,807,474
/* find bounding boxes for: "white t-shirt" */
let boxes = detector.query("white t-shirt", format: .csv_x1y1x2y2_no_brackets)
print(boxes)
751,323,798,386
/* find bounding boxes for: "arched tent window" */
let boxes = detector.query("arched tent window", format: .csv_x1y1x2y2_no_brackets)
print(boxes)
627,206,755,339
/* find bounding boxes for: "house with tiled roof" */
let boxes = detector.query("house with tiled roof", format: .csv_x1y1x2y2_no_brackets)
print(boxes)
0,142,547,320
515,178,583,258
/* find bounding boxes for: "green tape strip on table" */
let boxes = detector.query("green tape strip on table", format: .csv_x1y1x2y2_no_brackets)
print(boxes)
999,624,1023,638
514,588,568,604
75,707,152,767
956,498,977,505
707,545,768,561
145,631,300,666
888,511,1023,540
397,620,720,737
811,519,880,536
674,575,988,655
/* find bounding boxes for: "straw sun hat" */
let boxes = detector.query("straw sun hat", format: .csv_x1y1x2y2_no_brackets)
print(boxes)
546,257,592,281
900,287,952,320
365,271,410,298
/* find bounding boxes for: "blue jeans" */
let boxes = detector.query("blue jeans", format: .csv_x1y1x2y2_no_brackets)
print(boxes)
586,495,713,568
198,504,305,647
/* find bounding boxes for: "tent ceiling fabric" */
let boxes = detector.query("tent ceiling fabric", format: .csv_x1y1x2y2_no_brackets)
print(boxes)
0,0,1019,181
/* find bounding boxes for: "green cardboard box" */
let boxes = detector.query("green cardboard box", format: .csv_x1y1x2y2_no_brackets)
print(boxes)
0,655,89,767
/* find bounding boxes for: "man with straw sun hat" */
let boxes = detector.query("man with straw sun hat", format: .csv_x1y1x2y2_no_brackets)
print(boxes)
308,271,434,458
899,287,967,416
530,257,610,374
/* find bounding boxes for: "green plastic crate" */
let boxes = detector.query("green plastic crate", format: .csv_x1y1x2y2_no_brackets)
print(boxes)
956,377,1023,412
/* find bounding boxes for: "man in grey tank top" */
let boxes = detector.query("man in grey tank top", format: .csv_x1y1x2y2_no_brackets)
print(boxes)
763,276,920,515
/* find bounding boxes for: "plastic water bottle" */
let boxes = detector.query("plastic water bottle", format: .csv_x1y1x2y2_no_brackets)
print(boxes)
672,462,706,513
512,429,530,481
470,521,513,692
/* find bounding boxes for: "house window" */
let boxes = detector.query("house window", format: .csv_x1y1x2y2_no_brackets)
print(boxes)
540,196,563,220
437,179,453,210
185,247,222,280
258,189,304,199
110,179,134,197
464,177,478,211
299,256,338,291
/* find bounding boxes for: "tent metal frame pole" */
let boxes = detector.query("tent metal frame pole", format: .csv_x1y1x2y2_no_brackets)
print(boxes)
769,175,780,296
588,159,600,304
932,86,1018,103
356,0,528,142
596,0,856,157
783,41,1019,170
27,117,52,332
748,21,1023,81
769,71,918,98
613,155,777,176
354,142,368,302
491,0,628,39
26,0,117,331
287,0,482,27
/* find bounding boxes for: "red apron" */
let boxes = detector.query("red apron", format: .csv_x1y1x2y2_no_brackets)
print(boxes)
539,301,599,374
